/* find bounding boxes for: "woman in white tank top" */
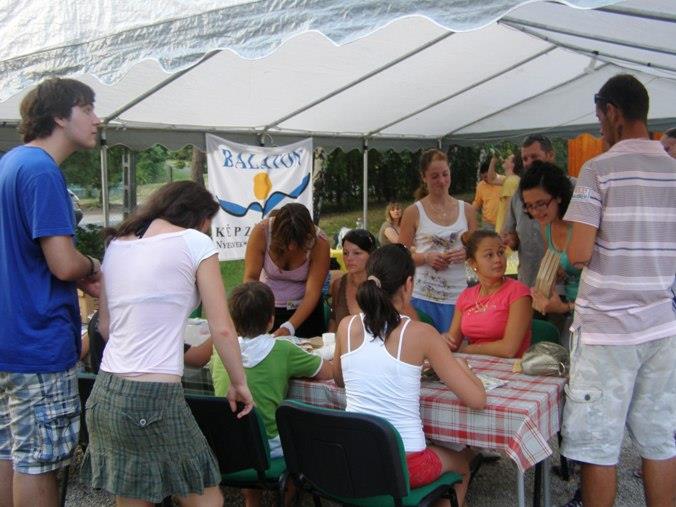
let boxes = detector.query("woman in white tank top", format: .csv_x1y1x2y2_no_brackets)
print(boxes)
400,149,477,334
333,244,486,505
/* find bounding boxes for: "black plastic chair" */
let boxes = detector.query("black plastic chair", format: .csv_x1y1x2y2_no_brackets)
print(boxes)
185,393,287,506
87,311,105,374
58,372,97,507
276,400,462,507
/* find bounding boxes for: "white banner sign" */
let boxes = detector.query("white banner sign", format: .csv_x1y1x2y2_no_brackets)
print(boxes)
206,134,313,260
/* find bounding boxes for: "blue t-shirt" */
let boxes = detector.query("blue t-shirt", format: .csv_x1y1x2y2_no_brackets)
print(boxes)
0,145,80,373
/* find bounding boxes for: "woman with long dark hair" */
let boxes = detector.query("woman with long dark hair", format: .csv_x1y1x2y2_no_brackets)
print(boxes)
333,244,486,505
80,181,253,507
244,202,330,337
328,229,377,332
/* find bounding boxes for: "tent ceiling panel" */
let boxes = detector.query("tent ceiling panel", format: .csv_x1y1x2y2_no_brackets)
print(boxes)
1,0,675,153
118,17,450,128
452,65,676,139
382,48,590,137
1,1,623,102
277,23,554,135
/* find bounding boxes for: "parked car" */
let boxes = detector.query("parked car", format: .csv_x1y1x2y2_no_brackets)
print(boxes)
68,189,83,225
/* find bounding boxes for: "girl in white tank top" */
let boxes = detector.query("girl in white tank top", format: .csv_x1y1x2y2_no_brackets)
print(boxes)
332,244,486,504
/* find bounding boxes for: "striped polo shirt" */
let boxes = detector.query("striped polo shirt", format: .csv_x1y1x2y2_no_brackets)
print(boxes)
564,138,676,345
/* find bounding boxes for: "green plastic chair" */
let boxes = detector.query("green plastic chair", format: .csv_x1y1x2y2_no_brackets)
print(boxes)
276,400,461,507
416,309,435,327
531,319,560,345
185,394,287,506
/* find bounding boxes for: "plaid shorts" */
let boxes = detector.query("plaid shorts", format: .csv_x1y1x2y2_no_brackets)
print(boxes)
0,366,80,474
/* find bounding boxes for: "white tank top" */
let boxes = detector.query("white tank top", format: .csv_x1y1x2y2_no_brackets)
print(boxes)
341,314,425,453
412,200,468,304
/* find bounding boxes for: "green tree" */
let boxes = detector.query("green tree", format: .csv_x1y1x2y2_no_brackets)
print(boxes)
136,145,169,184
61,148,123,198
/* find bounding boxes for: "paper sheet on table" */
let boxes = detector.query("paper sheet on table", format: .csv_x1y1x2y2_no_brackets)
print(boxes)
476,374,507,391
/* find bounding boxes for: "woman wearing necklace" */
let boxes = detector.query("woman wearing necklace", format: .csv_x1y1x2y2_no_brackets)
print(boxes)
520,161,580,348
328,229,377,332
400,149,477,332
244,203,330,338
444,230,532,358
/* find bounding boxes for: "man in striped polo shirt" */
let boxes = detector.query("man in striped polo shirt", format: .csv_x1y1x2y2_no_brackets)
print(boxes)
561,74,675,507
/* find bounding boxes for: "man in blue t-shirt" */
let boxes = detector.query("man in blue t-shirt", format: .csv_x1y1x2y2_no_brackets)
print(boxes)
0,78,102,506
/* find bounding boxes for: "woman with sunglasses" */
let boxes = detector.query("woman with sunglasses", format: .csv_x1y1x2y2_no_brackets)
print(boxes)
378,201,403,246
519,161,580,347
244,203,330,338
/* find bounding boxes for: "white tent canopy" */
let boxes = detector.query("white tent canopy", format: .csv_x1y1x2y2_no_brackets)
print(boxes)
1,0,675,153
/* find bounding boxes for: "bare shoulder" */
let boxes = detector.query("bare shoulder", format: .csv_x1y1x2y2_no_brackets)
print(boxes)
405,320,439,345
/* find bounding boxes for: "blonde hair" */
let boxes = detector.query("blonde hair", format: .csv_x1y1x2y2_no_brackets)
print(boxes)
385,201,402,226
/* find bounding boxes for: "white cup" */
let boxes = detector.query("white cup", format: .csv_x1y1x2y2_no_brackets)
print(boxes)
322,332,336,345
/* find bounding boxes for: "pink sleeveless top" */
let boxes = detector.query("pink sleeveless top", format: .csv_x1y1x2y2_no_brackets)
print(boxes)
259,219,311,308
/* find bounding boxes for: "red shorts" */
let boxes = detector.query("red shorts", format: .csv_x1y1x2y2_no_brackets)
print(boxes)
406,448,442,488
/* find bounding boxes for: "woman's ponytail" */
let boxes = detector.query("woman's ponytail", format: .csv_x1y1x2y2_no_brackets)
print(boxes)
356,244,415,341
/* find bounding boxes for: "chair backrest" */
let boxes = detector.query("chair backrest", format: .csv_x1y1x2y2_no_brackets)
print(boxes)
416,309,435,327
87,311,105,374
276,400,409,500
77,372,97,446
185,394,270,480
531,319,560,345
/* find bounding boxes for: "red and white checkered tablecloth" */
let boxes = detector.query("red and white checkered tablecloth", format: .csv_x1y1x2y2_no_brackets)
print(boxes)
287,353,567,472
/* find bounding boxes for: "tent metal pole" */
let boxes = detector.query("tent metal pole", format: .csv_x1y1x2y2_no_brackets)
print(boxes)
99,128,110,227
443,64,609,139
501,18,676,57
366,46,556,137
595,5,676,23
362,139,368,230
102,50,221,124
261,32,456,133
504,24,676,73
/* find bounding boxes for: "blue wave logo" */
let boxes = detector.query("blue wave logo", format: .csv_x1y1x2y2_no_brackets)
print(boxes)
218,174,310,217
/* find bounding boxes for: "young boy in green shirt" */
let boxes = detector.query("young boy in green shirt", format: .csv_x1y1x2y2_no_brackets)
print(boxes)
211,281,332,505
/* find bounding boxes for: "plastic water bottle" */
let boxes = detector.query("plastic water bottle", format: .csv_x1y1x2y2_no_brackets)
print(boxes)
355,217,363,229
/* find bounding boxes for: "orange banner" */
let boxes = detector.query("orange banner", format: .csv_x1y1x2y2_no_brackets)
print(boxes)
568,131,664,177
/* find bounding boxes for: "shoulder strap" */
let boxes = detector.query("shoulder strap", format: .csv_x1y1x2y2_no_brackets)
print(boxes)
396,317,412,360
346,314,359,353
544,224,554,249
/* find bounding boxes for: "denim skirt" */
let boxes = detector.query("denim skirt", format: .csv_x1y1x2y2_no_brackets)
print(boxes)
79,371,220,502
